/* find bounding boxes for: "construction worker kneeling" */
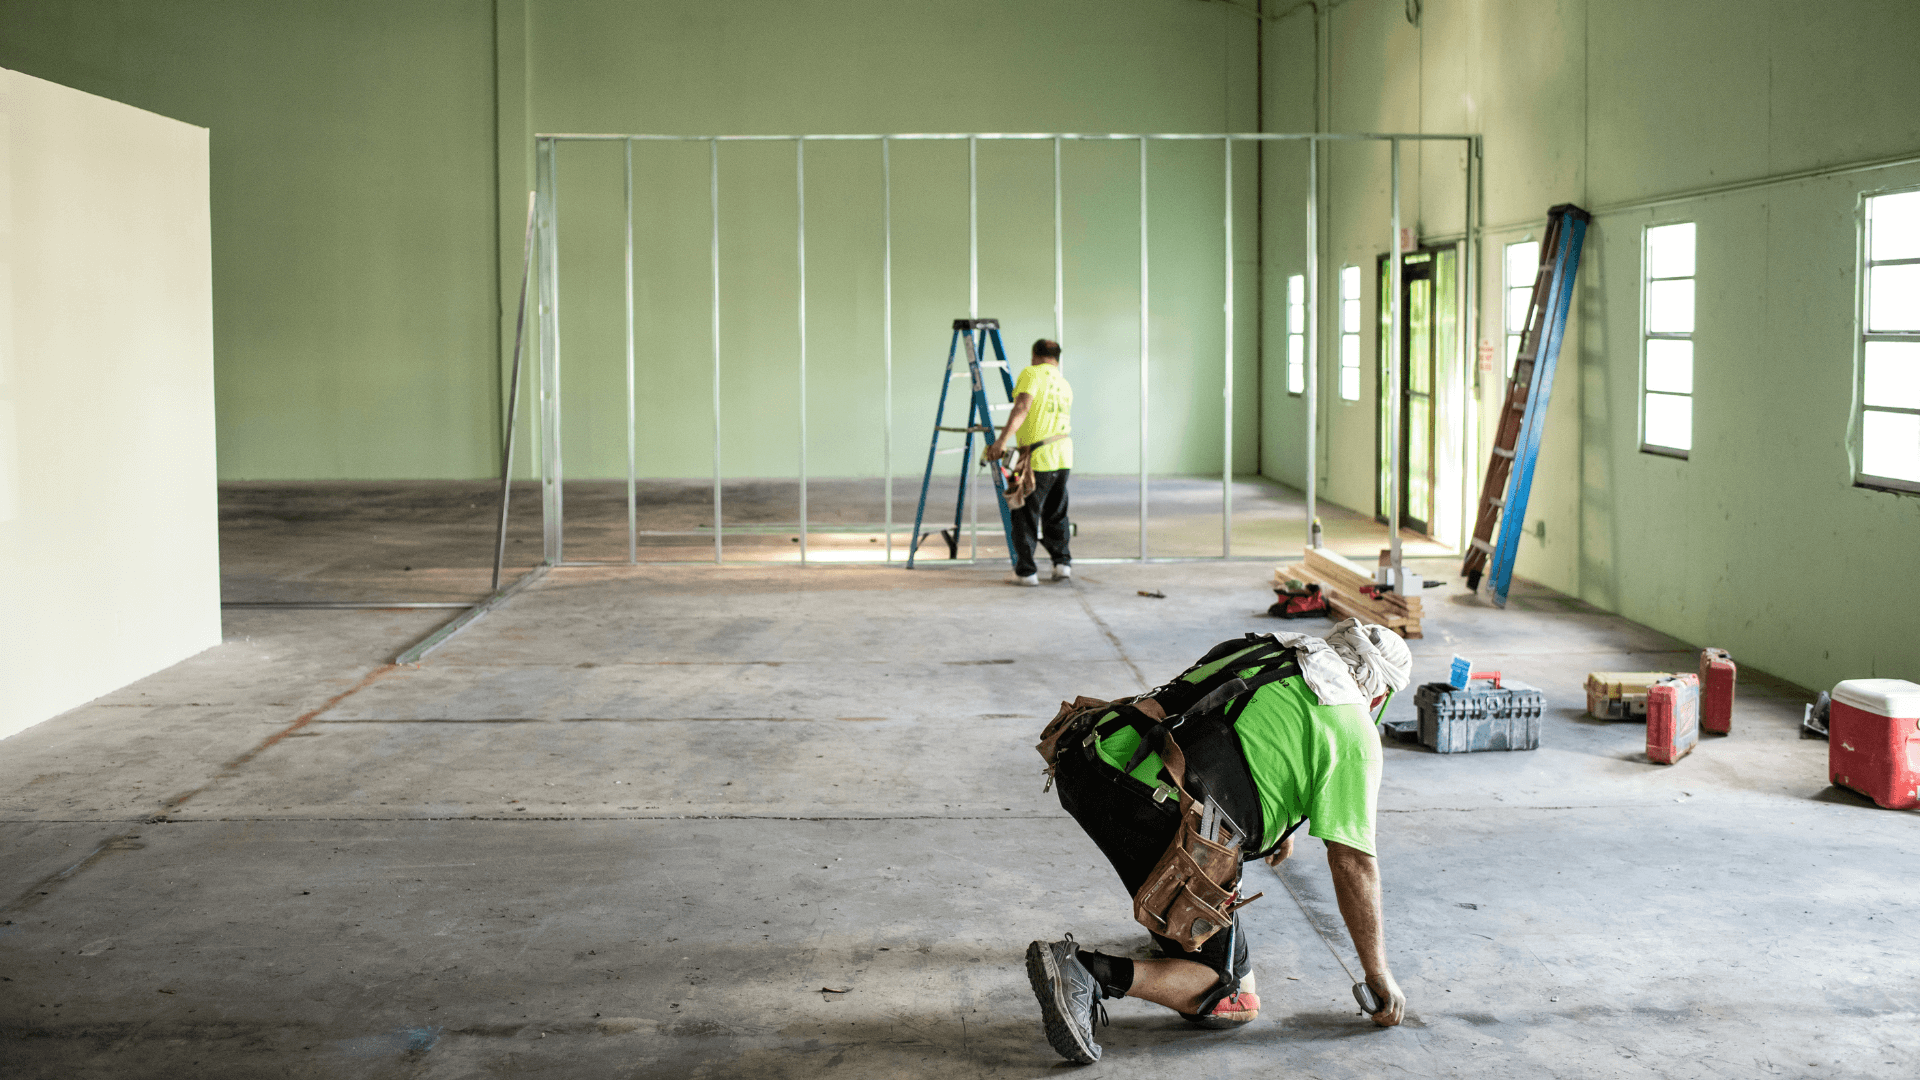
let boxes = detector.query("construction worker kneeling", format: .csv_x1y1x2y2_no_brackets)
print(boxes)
1027,619,1413,1064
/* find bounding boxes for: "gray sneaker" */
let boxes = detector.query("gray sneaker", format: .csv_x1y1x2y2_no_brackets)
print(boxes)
1025,934,1105,1064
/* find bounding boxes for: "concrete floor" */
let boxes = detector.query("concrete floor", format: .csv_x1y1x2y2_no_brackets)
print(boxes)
3,488,1916,1078
215,476,1443,603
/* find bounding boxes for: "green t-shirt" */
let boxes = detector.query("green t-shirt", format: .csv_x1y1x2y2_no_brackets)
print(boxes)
1012,362,1072,471
1233,676,1382,857
1093,667,1381,857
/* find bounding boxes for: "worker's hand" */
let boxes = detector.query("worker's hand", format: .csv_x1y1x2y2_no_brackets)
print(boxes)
1263,836,1295,866
1363,969,1405,1027
984,440,1008,462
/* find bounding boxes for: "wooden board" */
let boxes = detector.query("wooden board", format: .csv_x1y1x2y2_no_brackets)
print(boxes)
1290,554,1423,639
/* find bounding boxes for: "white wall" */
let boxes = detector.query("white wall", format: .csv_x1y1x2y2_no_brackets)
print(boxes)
0,69,219,741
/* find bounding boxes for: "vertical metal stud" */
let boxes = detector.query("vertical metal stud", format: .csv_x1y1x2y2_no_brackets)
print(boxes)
1222,136,1234,558
1388,140,1404,581
1138,136,1149,562
536,137,564,566
1461,137,1481,554
968,137,978,558
624,139,637,565
883,138,894,564
1053,136,1063,343
1305,138,1320,550
710,138,722,565
797,137,808,565
492,190,537,592
969,136,979,320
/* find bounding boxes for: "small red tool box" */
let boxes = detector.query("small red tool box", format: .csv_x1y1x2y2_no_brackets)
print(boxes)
1645,674,1700,765
1828,679,1920,810
1698,648,1736,735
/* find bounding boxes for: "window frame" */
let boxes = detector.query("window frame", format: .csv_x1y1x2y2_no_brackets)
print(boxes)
1338,264,1362,402
1856,184,1920,494
1640,218,1697,459
1285,273,1306,396
1502,238,1539,381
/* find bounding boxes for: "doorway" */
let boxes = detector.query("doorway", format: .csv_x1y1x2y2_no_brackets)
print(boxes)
1375,246,1457,538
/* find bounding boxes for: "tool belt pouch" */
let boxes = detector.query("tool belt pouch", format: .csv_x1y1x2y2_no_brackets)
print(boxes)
1003,430,1069,510
1129,736,1260,951
1035,696,1120,788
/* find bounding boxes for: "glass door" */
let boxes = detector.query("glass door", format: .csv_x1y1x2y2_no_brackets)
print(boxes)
1376,247,1454,536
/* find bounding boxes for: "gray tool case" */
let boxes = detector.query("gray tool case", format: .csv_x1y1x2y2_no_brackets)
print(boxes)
1405,676,1544,753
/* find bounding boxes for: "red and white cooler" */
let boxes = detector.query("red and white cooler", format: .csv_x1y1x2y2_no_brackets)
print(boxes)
1829,679,1920,810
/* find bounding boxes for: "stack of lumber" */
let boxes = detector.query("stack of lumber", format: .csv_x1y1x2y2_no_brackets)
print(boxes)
1275,546,1423,639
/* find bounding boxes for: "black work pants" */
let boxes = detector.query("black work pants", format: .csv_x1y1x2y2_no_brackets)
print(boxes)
1051,740,1250,984
1010,468,1071,578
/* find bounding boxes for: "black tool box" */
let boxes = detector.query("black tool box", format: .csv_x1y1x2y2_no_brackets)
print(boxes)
1405,673,1544,753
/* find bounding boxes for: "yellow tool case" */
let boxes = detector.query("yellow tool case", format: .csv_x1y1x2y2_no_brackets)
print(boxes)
1585,671,1676,720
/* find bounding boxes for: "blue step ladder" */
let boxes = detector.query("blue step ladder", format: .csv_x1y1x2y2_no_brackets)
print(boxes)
908,318,1020,568
1462,203,1591,607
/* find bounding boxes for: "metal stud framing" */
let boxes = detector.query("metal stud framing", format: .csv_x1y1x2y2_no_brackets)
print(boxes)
527,131,1480,569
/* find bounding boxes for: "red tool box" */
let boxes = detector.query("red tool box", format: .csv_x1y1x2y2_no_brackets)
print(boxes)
1828,679,1920,810
1698,648,1736,735
1645,674,1700,765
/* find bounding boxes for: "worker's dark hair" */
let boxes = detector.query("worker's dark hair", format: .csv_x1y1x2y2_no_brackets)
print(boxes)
1032,339,1062,359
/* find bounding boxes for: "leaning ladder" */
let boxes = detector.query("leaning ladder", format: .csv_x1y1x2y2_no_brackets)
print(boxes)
1462,203,1592,607
907,318,1019,568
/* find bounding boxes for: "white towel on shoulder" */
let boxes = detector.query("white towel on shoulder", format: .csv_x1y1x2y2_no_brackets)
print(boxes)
1260,618,1414,707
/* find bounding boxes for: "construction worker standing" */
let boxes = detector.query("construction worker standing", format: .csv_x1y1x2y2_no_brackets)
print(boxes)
1027,620,1413,1064
986,339,1072,586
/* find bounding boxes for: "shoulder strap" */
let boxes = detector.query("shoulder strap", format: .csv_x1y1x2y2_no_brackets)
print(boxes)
1119,659,1303,777
1147,636,1293,718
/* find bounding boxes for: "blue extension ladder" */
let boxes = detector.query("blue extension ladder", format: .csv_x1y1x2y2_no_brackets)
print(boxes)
1462,204,1591,607
907,319,1020,568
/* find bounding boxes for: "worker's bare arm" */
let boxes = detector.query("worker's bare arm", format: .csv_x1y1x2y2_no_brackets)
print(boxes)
1326,840,1405,1027
987,392,1033,458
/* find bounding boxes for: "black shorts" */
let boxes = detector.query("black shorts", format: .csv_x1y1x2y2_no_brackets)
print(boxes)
1052,743,1250,983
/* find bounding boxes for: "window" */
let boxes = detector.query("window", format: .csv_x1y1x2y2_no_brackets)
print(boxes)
1502,240,1539,378
1339,265,1362,401
1860,189,1920,490
1642,222,1696,455
1285,275,1307,394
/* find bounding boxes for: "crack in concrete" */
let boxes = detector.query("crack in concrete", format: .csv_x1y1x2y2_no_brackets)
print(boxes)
1070,581,1148,690
150,664,400,820
4,665,401,914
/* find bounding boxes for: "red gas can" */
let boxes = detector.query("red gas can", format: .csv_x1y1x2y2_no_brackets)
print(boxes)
1698,648,1736,735
1828,679,1920,810
1646,674,1700,765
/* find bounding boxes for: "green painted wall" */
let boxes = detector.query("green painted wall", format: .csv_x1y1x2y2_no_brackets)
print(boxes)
519,0,1260,481
0,0,1264,481
0,0,502,480
1263,0,1920,692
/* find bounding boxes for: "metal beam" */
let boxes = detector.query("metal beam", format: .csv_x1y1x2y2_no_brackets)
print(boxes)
493,190,536,590
535,138,563,566
883,138,894,563
1139,136,1149,562
710,138,723,565
1387,140,1404,583
624,141,637,565
1222,136,1234,557
797,138,808,565
542,132,1479,143
395,565,551,665
1305,138,1320,550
